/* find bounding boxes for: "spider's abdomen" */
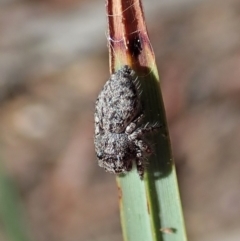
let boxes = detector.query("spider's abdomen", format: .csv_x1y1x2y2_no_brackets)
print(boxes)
95,65,141,134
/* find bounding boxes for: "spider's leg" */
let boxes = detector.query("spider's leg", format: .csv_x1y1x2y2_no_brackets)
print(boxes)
136,150,145,179
134,139,152,154
128,122,161,140
125,113,144,134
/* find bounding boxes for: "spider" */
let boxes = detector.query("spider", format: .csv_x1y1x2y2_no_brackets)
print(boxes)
94,65,160,178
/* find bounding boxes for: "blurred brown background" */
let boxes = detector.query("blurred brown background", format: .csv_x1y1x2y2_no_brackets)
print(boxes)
0,0,240,241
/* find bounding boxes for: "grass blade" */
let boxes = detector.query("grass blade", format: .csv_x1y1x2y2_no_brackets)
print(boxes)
0,163,29,241
106,0,188,240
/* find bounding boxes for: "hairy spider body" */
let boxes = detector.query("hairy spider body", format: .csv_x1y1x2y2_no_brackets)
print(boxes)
94,65,159,178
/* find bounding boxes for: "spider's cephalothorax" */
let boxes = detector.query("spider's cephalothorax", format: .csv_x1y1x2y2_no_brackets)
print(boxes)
94,65,160,179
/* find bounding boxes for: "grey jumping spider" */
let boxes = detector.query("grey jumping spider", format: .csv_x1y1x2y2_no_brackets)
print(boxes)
94,65,160,179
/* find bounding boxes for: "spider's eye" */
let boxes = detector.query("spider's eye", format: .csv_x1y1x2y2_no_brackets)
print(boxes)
97,153,103,159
